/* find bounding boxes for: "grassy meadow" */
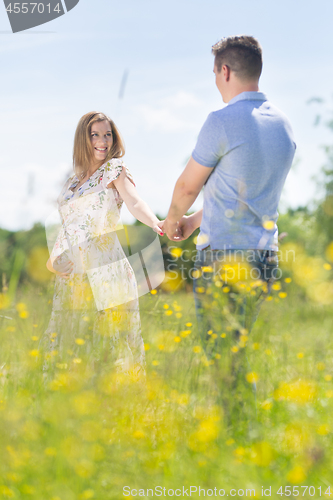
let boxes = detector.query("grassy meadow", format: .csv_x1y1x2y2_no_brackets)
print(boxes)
0,232,333,499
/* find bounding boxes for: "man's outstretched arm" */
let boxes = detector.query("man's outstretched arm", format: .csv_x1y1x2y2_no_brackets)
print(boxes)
162,157,212,239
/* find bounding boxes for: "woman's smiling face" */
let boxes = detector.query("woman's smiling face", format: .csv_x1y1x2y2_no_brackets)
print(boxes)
90,120,113,163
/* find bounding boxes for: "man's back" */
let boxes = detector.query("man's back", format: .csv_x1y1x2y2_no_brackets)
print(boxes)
192,91,296,250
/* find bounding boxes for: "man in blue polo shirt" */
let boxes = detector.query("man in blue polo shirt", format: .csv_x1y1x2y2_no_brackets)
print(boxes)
160,35,296,426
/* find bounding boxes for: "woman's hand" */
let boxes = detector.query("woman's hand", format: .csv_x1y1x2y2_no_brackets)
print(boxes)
47,255,74,279
153,221,164,236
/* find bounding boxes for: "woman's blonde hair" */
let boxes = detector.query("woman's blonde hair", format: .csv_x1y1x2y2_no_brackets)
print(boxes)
73,112,125,178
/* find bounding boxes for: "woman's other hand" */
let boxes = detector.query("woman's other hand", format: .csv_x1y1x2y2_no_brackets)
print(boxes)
47,256,74,279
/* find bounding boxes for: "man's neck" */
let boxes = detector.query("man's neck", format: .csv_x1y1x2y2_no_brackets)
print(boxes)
226,82,259,103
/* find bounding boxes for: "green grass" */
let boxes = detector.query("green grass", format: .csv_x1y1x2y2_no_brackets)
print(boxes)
0,272,333,499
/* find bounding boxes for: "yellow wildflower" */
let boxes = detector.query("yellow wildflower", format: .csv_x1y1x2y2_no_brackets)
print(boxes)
261,400,273,410
250,441,275,467
274,380,317,405
287,465,306,484
246,372,259,384
317,424,330,436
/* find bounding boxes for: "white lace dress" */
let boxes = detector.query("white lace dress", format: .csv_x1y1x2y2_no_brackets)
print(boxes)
40,158,146,378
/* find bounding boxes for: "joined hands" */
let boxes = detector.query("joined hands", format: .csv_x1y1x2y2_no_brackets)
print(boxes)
157,215,196,241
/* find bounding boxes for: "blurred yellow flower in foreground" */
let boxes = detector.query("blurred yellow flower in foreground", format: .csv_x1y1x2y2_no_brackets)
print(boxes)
180,330,191,337
189,416,220,451
262,220,275,230
16,302,27,312
307,281,333,305
160,271,184,292
0,294,10,310
293,255,327,287
246,372,259,384
287,465,306,484
282,423,310,453
193,234,208,246
202,266,213,273
250,441,275,467
133,430,145,439
261,400,273,410
317,424,330,436
170,247,183,258
217,259,252,286
274,380,317,405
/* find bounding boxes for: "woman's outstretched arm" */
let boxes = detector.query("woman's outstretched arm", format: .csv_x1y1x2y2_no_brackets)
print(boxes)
112,168,163,236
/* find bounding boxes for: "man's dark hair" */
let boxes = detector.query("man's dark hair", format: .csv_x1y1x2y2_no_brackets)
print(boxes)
212,35,262,81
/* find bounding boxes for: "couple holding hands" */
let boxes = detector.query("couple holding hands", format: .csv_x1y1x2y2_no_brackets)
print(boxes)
44,35,295,405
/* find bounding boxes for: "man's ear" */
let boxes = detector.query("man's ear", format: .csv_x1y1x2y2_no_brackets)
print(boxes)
222,64,230,82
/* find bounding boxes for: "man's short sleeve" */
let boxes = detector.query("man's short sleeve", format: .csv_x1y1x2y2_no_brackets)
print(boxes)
192,112,227,168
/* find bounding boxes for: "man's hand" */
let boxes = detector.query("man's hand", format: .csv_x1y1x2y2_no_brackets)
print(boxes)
158,219,181,241
175,215,197,241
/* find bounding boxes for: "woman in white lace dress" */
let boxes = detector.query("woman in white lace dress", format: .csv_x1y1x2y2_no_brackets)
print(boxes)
41,112,163,379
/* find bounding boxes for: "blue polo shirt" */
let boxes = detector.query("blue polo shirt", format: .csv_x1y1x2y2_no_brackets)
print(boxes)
192,91,296,251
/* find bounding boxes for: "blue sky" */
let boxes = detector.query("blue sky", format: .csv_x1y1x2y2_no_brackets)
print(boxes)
1,0,333,230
